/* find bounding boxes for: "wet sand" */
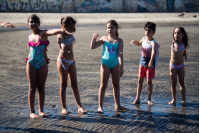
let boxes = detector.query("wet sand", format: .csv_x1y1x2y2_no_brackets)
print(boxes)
0,14,199,132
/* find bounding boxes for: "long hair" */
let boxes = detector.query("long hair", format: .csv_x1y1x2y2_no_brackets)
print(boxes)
107,20,120,37
173,27,189,49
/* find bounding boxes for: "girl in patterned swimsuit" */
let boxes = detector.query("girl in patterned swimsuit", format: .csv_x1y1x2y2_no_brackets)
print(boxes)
90,20,129,113
57,16,87,115
169,27,189,106
26,14,72,118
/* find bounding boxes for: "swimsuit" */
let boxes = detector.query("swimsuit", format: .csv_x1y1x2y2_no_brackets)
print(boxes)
101,36,119,69
57,34,76,70
169,40,185,69
25,33,49,69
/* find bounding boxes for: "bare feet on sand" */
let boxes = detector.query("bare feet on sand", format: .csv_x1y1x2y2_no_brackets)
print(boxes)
148,100,154,105
78,107,87,114
97,107,103,113
61,108,68,115
168,100,176,105
182,101,187,106
131,99,140,105
30,113,40,119
115,106,129,111
39,112,49,117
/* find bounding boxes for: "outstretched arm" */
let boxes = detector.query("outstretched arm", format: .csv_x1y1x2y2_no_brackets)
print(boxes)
0,22,15,28
43,29,73,36
118,39,124,77
130,37,144,46
90,33,104,49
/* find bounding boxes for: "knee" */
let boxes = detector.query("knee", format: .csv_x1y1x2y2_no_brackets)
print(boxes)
61,82,67,89
171,82,177,88
138,78,143,85
147,80,152,87
112,83,119,89
70,82,78,89
100,83,107,90
179,82,185,88
29,86,36,93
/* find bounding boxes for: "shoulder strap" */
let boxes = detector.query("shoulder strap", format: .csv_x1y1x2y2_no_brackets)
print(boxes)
62,33,67,40
117,37,119,41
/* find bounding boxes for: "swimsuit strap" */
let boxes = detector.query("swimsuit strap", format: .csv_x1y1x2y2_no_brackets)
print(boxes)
62,33,67,40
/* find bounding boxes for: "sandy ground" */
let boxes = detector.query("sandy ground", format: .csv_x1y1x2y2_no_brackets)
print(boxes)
0,13,199,132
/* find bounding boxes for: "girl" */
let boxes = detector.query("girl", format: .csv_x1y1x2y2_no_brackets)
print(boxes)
26,14,72,118
169,27,189,106
57,16,87,115
90,20,129,113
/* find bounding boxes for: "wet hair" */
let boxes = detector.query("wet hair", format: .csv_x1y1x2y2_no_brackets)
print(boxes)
107,20,119,37
61,16,76,32
173,27,189,49
144,22,156,31
27,14,40,24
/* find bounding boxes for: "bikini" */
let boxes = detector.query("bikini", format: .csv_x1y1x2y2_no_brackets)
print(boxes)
57,34,76,70
169,40,185,69
101,36,119,69
25,33,50,69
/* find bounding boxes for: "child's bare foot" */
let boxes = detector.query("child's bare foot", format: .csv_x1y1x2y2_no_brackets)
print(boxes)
182,101,187,106
168,100,176,105
148,100,154,105
131,99,140,105
39,112,49,117
78,107,87,114
97,107,103,113
115,106,129,111
30,113,40,119
61,108,68,115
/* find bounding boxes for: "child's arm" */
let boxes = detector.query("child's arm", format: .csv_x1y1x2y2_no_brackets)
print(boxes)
183,49,187,60
118,39,124,77
43,29,73,36
90,33,104,49
130,37,144,46
148,42,156,68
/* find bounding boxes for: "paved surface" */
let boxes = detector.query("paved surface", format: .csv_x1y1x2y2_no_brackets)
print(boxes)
0,18,199,132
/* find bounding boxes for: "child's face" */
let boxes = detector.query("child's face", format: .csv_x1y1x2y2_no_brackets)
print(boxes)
144,27,155,38
65,23,75,33
107,23,117,35
174,28,185,41
28,18,40,30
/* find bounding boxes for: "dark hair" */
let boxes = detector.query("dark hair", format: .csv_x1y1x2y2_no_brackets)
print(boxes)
173,27,189,49
27,14,40,24
107,20,119,37
144,22,156,31
61,16,76,32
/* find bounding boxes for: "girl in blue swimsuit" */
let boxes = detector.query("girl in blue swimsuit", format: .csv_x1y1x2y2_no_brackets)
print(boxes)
26,14,71,118
90,20,129,113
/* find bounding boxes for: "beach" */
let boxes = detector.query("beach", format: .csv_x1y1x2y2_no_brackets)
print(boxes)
0,13,199,132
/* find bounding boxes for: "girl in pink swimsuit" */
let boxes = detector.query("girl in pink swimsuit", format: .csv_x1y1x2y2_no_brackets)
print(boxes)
57,16,87,115
169,27,189,106
26,14,72,118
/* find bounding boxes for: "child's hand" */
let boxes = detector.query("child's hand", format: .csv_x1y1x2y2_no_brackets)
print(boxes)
130,40,135,44
119,69,124,77
93,33,98,39
63,29,73,35
148,62,154,68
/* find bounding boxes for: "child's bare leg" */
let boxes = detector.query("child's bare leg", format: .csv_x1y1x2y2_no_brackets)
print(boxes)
37,63,48,117
147,78,153,105
97,64,110,113
27,63,39,118
131,76,144,105
57,60,68,115
68,62,87,114
178,67,186,106
111,65,129,111
169,68,177,105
